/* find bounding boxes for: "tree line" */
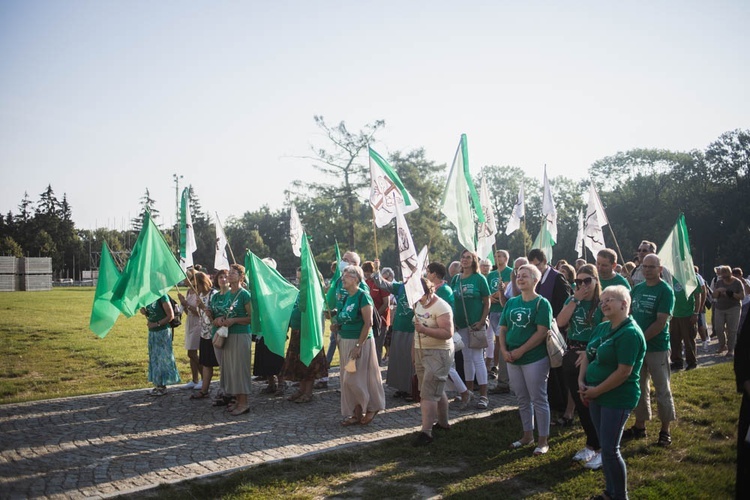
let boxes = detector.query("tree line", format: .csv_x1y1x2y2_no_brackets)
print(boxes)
1,119,747,280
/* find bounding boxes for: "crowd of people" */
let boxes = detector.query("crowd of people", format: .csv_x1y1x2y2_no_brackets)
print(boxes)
139,243,749,500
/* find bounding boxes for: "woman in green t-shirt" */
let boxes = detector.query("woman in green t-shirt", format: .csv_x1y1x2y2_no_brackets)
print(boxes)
579,285,646,500
141,295,181,396
451,250,491,410
338,265,386,426
498,263,553,456
556,264,603,467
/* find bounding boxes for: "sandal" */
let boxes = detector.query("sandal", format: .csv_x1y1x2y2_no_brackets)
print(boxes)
476,396,489,410
341,416,361,426
190,390,209,400
509,440,534,449
459,392,473,410
294,394,313,404
287,391,304,402
360,410,379,425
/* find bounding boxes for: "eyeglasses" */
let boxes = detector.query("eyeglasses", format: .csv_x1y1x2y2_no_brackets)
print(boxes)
574,277,595,286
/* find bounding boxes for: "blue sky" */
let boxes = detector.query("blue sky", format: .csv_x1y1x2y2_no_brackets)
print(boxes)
1,0,748,230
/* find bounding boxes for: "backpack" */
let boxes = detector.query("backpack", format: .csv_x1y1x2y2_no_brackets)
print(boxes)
168,296,183,328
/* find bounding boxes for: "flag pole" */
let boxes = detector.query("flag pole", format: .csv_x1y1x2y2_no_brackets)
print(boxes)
607,225,626,266
371,206,379,259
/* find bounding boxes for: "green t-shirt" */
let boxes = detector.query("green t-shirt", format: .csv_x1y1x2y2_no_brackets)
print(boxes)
337,289,375,340
226,288,252,334
391,282,415,333
499,295,553,365
630,280,675,352
146,295,169,331
488,267,513,313
585,317,646,409
435,283,455,308
327,278,369,320
289,294,301,330
451,273,491,328
564,296,604,343
600,273,631,291
671,279,697,318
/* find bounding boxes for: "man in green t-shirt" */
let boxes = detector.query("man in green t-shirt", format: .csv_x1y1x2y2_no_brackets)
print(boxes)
625,253,676,447
488,250,513,393
597,248,631,291
669,277,703,371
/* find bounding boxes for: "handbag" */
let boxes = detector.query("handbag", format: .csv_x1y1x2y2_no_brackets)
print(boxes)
212,326,229,349
452,331,465,352
459,275,488,349
546,319,566,368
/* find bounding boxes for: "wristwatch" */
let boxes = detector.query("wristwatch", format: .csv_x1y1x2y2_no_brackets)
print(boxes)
571,297,581,305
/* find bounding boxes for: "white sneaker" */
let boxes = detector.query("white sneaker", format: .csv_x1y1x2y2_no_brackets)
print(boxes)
583,452,603,469
181,381,197,390
703,340,709,351
572,447,597,462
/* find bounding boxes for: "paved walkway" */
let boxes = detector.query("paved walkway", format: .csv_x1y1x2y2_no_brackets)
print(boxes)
0,341,729,499
0,366,517,499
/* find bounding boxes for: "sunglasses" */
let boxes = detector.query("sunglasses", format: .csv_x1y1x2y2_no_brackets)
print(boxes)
574,277,595,286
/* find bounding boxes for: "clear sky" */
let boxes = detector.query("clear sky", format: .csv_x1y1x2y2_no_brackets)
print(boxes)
1,0,748,230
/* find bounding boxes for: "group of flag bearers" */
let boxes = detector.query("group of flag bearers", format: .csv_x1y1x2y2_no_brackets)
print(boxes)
88,134,710,500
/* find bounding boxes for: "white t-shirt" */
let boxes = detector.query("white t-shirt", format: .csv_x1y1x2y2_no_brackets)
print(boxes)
413,296,453,350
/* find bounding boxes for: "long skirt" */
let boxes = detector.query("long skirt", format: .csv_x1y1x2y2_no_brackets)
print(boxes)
280,329,328,382
386,330,415,393
199,337,220,367
222,333,253,395
339,336,386,417
148,327,181,386
253,336,285,377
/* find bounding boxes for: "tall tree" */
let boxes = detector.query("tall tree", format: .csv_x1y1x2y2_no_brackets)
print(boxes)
294,115,385,250
131,189,159,231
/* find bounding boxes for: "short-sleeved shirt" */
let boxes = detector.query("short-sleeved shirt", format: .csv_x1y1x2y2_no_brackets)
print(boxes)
337,289,375,340
585,317,646,409
564,296,604,344
671,279,699,318
488,267,513,313
146,296,170,331
414,296,453,350
225,288,252,334
500,295,553,365
391,282,415,333
435,282,455,308
630,280,675,352
451,273,491,328
327,277,369,322
600,273,631,291
714,278,744,310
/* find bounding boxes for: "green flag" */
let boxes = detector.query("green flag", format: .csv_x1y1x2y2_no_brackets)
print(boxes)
326,240,343,311
299,233,325,366
111,213,186,317
533,221,556,263
331,240,342,283
440,134,485,252
88,241,121,338
245,250,299,358
658,213,698,298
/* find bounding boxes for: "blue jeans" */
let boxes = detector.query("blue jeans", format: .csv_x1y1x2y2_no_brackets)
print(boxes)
326,330,337,365
589,401,631,500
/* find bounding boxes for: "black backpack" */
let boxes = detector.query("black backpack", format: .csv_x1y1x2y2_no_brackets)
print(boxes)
168,296,183,328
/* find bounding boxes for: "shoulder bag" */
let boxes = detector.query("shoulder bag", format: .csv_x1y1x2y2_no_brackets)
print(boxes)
460,276,488,349
536,298,566,368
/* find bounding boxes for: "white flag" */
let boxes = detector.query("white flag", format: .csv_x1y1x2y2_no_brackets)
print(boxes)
395,197,424,309
575,209,585,258
505,184,525,235
542,167,558,243
476,173,498,260
214,212,230,271
369,148,418,227
179,188,197,272
289,203,303,257
583,183,607,257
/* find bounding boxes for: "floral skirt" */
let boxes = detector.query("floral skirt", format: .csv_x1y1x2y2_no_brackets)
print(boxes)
280,329,328,382
148,327,181,386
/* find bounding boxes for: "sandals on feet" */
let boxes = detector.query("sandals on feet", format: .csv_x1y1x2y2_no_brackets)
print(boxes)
360,411,379,425
294,394,313,403
287,391,304,402
341,416,361,426
190,390,209,400
476,396,489,410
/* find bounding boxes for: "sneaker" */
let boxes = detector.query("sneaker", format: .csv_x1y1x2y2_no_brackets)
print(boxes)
702,340,709,351
657,430,672,447
621,426,646,440
412,432,434,447
583,452,603,470
148,387,167,396
670,362,683,372
476,396,489,410
572,447,597,463
181,381,198,390
488,372,498,380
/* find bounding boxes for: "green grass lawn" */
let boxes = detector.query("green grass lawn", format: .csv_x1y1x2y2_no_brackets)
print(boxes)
0,288,338,403
145,362,739,499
